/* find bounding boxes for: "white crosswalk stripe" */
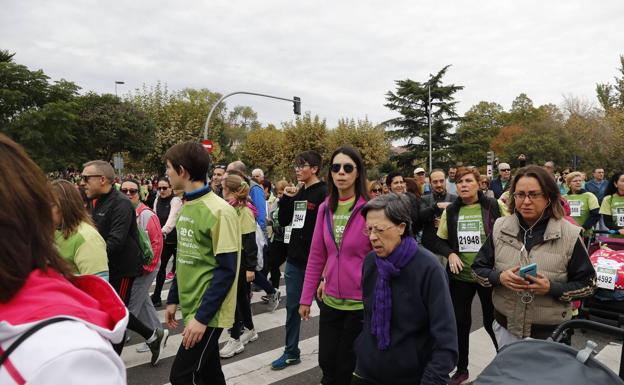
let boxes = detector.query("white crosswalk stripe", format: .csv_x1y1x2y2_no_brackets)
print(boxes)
124,282,624,385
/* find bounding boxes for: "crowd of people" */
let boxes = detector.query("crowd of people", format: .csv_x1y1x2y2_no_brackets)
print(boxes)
2,131,624,385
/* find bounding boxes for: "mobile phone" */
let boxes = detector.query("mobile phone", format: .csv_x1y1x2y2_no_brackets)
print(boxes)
519,263,537,279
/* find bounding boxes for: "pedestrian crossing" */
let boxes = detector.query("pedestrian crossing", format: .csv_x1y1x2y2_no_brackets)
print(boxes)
124,281,624,385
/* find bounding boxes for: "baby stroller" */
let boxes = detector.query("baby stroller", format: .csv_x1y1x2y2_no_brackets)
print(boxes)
580,231,624,328
473,319,624,384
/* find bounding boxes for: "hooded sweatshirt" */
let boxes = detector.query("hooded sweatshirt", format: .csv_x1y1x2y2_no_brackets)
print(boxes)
0,269,128,385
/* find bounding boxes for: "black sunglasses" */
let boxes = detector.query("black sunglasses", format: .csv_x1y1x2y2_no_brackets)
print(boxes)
121,188,139,195
81,174,102,182
371,188,383,193
158,186,170,191
331,163,356,174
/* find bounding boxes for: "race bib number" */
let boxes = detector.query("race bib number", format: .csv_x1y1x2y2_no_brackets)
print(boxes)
283,226,292,244
615,208,624,227
291,201,308,229
458,220,482,253
569,201,582,217
596,266,617,290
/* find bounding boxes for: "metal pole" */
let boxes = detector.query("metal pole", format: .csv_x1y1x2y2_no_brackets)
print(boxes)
203,91,300,140
428,83,432,172
115,83,117,97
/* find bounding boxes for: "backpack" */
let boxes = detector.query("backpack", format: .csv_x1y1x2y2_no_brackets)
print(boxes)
136,225,154,267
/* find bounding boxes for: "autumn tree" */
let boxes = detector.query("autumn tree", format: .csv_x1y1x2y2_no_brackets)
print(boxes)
239,125,288,179
452,102,508,166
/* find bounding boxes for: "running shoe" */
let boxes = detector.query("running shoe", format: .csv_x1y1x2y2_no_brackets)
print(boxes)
268,291,281,313
271,353,301,370
261,295,270,303
219,338,244,358
147,328,169,366
165,272,175,283
136,342,150,353
240,328,258,345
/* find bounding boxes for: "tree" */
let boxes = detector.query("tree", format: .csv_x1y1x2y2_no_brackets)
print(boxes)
452,102,507,166
282,112,328,166
239,125,288,179
384,65,463,172
325,118,391,172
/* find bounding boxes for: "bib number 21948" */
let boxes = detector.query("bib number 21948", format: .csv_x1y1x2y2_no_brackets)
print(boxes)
458,220,482,253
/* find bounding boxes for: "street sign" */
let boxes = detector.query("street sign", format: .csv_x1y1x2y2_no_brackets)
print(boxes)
113,153,124,171
202,139,214,153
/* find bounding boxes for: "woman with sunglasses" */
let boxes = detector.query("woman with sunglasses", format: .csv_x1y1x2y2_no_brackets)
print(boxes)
432,167,505,385
120,179,165,353
51,179,109,280
299,146,371,385
151,177,183,307
368,180,383,199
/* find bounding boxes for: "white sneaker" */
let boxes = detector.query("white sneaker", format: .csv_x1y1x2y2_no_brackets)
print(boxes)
240,328,258,345
219,338,244,358
136,342,150,353
268,291,281,313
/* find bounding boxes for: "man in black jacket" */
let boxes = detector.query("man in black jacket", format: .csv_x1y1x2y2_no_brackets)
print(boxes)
421,169,457,254
82,160,167,365
271,151,327,370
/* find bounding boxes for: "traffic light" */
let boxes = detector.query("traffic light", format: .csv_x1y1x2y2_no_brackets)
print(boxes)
486,151,494,165
293,96,301,115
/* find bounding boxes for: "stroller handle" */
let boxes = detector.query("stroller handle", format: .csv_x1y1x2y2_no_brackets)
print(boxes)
594,230,619,234
552,319,624,341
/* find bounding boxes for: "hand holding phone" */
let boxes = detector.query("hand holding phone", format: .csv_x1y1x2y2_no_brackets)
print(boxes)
519,263,537,279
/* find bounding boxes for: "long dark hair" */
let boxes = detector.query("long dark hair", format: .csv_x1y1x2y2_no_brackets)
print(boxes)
605,171,624,197
0,134,73,302
327,146,368,212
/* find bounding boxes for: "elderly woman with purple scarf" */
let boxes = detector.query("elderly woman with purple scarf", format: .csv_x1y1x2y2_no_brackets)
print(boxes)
352,193,458,385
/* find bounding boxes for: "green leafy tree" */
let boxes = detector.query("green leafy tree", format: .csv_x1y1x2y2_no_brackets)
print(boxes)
384,65,463,173
453,102,508,166
282,112,328,167
239,125,288,179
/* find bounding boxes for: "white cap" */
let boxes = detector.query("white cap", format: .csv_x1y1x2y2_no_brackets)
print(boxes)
413,167,426,175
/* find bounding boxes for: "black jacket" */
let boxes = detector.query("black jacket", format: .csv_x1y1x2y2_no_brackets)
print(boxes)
490,177,509,199
278,181,327,269
355,249,458,385
91,188,143,279
432,191,502,258
420,192,457,251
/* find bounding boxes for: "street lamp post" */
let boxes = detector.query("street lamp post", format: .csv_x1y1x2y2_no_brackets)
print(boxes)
428,82,432,172
203,91,301,140
114,81,125,97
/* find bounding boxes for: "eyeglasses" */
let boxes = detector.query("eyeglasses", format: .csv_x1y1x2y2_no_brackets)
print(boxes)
371,188,383,194
81,174,102,182
121,188,139,196
331,163,356,173
363,224,398,236
293,163,310,170
158,186,170,191
512,191,544,201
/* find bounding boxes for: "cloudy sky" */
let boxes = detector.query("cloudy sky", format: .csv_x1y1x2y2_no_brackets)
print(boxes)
3,1,623,128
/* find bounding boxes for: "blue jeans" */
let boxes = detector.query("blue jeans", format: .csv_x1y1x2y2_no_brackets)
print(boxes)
284,261,305,357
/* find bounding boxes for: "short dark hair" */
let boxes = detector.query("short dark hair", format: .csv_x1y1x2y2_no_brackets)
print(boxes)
404,177,421,198
262,180,272,190
430,168,445,177
386,171,403,188
164,141,210,182
296,150,322,172
455,167,480,183
605,171,624,197
508,165,565,220
157,176,170,186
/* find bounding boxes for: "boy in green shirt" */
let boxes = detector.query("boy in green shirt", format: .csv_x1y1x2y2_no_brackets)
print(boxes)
164,141,241,385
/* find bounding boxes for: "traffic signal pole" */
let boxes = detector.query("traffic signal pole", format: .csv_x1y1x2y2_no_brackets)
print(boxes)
202,91,301,140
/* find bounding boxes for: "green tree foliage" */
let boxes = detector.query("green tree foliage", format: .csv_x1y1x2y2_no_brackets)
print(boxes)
453,102,507,166
385,65,463,172
325,118,390,172
282,112,329,165
239,125,288,179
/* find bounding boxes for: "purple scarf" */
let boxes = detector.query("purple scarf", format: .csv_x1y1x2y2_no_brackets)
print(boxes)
371,236,418,350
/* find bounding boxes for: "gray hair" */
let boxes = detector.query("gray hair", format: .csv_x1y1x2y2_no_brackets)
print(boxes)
252,168,264,178
227,160,247,174
361,193,413,237
83,160,115,183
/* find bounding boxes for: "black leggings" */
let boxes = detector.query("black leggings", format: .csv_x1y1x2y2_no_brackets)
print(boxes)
153,243,176,301
449,278,498,372
231,264,254,339
267,240,287,289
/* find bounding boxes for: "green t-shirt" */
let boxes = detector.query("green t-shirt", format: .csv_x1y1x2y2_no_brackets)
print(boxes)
237,205,257,235
54,221,109,276
564,192,599,236
176,191,241,328
333,196,355,247
438,203,487,282
600,194,624,238
323,294,364,311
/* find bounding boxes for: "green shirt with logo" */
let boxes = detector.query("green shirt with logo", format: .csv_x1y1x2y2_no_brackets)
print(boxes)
600,194,624,238
564,191,599,236
54,221,109,276
176,192,241,328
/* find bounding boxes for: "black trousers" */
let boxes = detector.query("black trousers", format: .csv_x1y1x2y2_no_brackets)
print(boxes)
170,327,225,385
267,240,287,289
153,243,176,302
231,264,254,339
449,278,498,372
109,276,154,354
319,303,363,385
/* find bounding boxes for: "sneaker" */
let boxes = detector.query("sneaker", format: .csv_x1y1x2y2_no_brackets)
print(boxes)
136,342,150,353
271,353,301,370
240,328,258,345
165,272,175,283
268,291,281,313
261,295,270,304
448,370,469,385
219,338,244,358
147,328,169,366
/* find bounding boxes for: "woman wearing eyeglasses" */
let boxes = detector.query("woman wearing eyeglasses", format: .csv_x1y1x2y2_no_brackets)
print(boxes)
299,146,371,385
432,167,505,385
473,165,595,348
51,179,109,280
151,177,183,307
353,193,458,385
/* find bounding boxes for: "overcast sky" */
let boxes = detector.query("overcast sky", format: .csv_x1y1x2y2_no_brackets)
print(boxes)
3,1,623,128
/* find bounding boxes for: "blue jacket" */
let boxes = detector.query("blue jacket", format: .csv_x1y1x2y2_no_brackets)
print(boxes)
490,177,509,199
585,179,609,204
